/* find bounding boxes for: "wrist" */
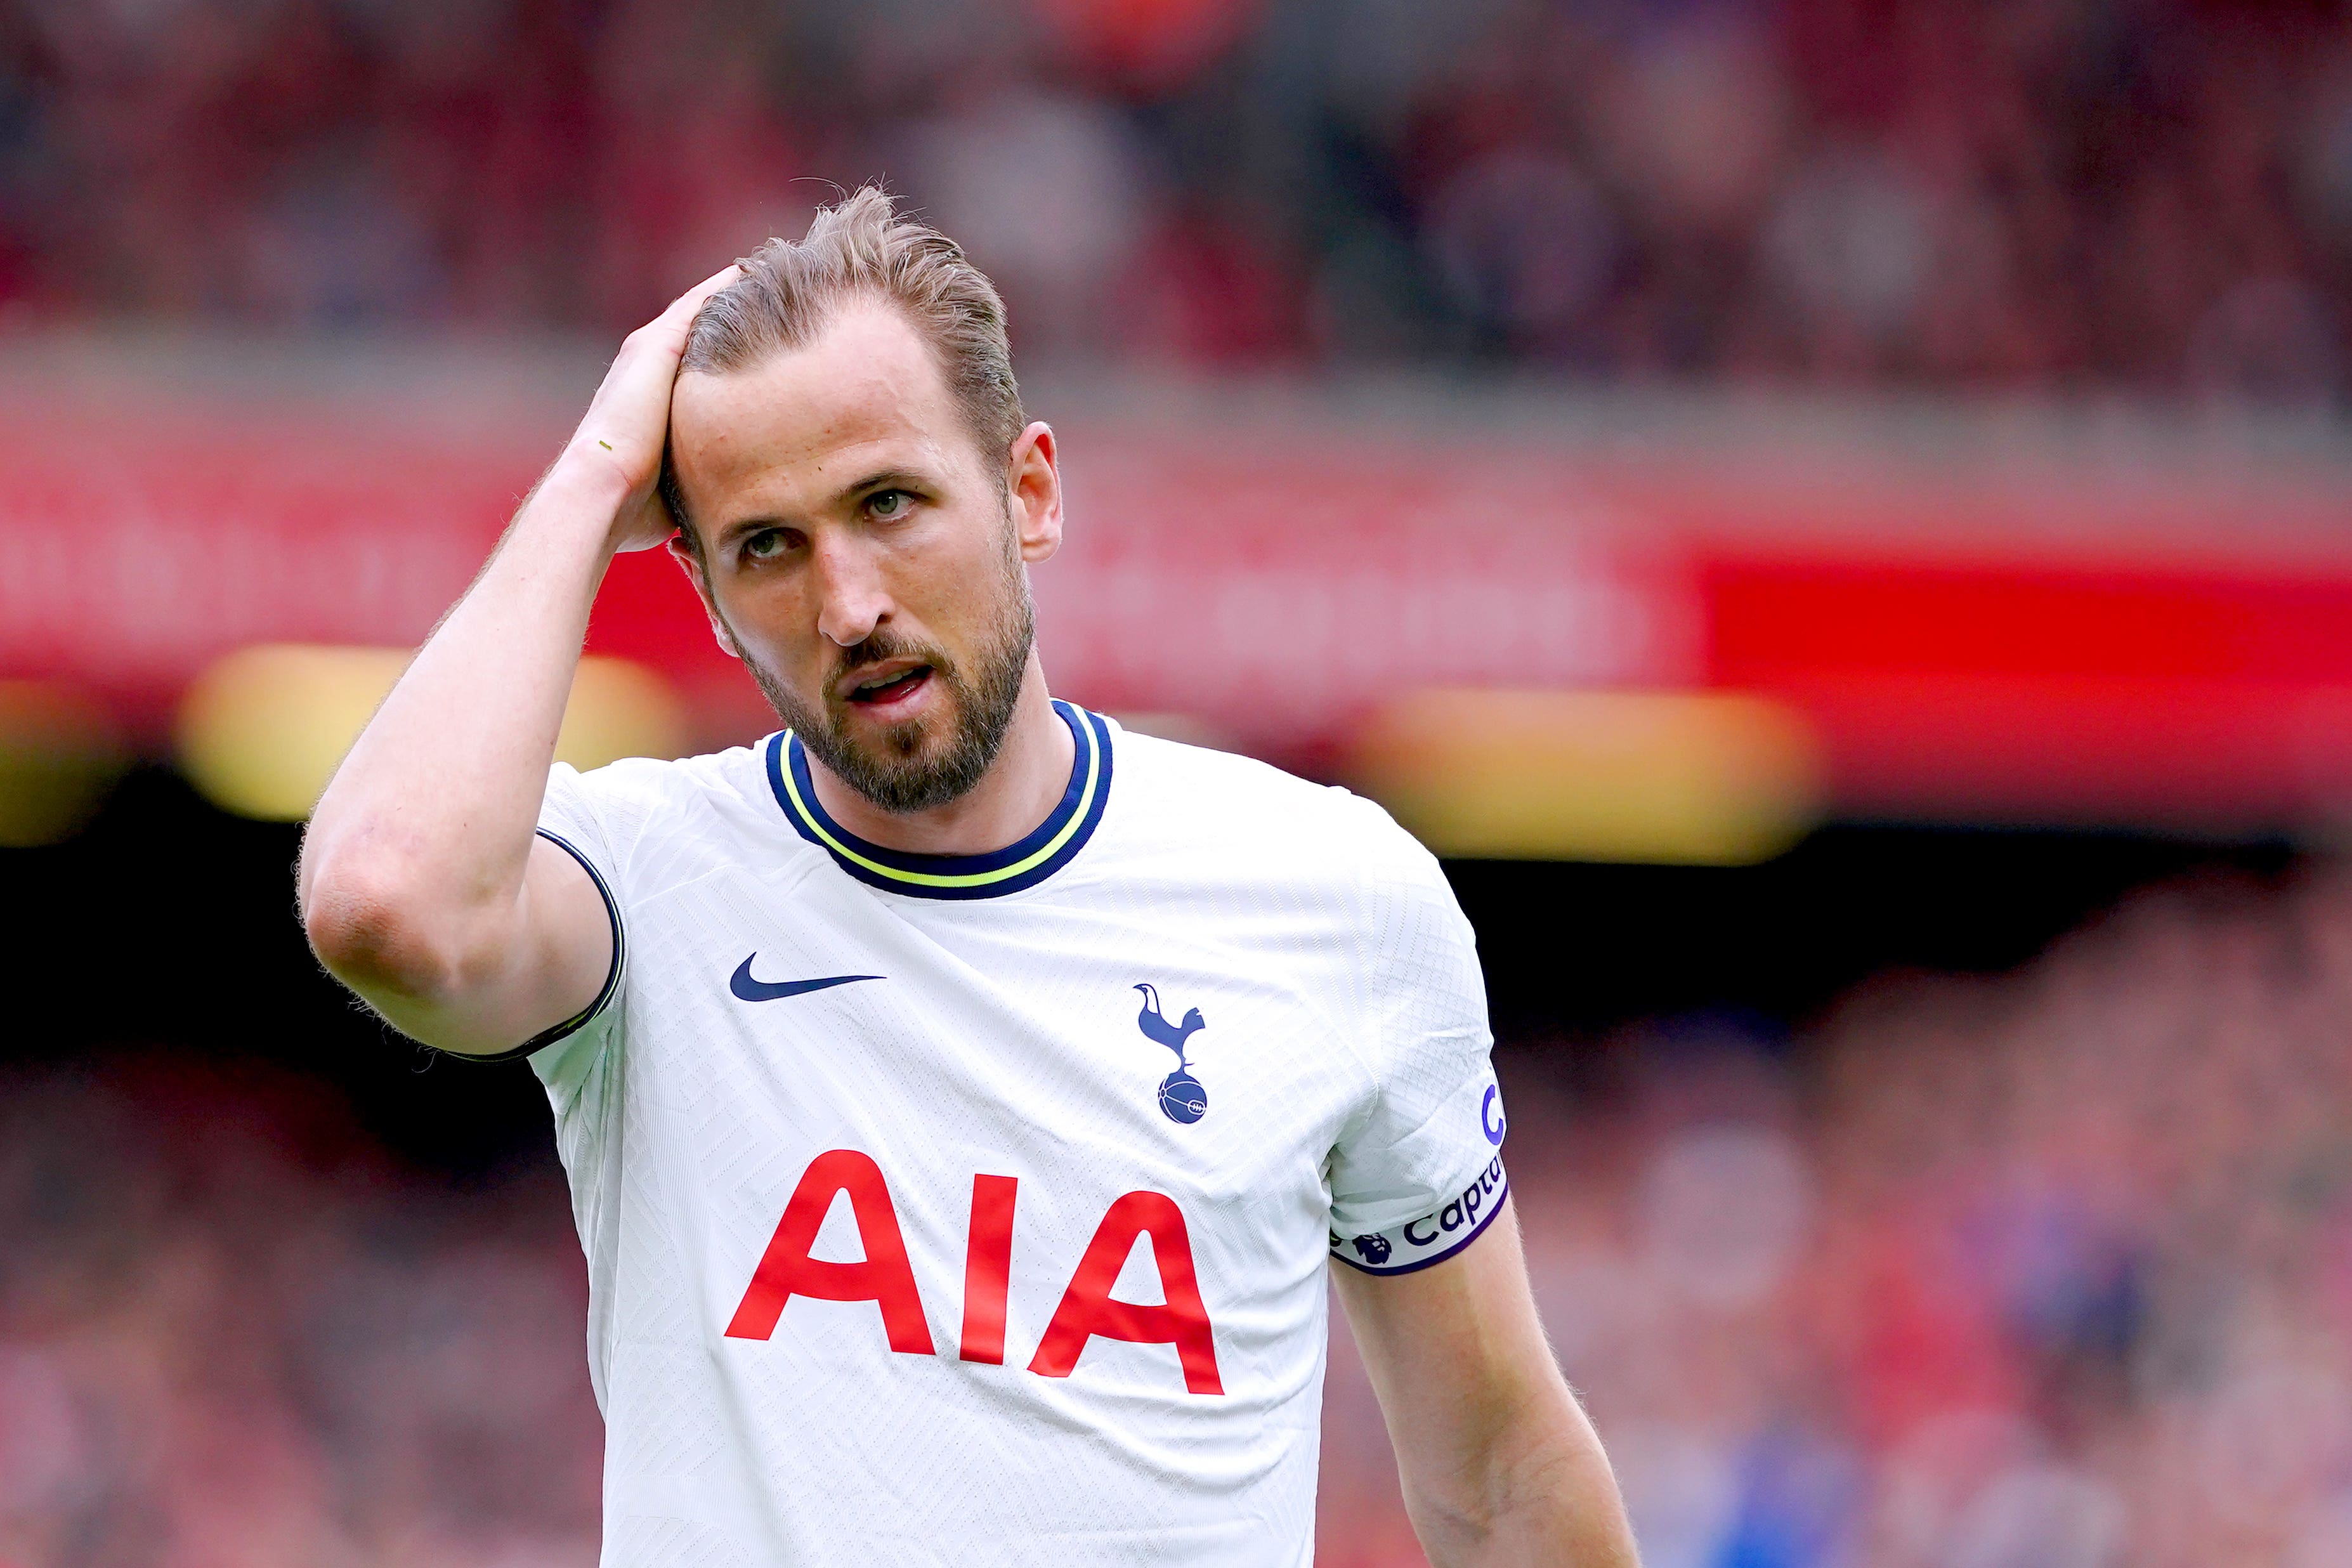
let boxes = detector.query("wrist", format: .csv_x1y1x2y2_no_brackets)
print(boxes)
520,450,639,549
544,445,639,514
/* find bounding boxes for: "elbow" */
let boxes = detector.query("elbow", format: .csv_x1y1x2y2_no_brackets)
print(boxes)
299,851,466,1006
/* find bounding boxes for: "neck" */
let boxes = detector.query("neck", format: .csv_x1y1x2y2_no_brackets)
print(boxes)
804,654,1073,856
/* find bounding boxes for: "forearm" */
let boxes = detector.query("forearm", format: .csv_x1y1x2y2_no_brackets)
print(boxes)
1338,1210,1640,1568
1407,1392,1639,1568
299,455,624,993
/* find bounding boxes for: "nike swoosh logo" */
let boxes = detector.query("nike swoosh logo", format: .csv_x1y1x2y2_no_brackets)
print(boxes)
729,957,884,1003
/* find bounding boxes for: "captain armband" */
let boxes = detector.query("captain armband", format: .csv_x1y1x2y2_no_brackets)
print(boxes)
1329,1155,1509,1277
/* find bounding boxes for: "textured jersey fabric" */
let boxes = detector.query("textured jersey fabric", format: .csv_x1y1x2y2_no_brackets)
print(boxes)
528,702,1507,1567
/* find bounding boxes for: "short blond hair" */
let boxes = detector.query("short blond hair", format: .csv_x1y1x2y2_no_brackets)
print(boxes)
665,186,1024,533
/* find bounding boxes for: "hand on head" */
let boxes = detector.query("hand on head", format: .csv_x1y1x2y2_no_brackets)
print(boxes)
566,265,741,554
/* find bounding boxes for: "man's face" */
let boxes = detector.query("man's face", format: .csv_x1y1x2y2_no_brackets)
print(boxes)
665,301,1061,813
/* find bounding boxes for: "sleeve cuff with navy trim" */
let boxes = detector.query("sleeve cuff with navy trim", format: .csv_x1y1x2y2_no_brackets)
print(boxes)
433,828,624,1064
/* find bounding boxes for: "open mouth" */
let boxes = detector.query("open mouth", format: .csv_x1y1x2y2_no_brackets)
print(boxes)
846,665,933,708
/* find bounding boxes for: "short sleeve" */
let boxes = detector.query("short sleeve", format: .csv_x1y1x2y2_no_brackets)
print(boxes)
499,762,627,1097
1326,811,1510,1276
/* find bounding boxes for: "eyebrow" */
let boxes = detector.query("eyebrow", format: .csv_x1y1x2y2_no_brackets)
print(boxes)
838,467,927,502
711,467,932,549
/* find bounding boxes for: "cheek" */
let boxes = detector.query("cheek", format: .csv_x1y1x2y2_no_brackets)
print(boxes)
712,574,825,669
884,520,1019,620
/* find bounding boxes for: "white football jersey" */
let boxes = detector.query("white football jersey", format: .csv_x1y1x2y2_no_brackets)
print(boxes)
519,700,1508,1567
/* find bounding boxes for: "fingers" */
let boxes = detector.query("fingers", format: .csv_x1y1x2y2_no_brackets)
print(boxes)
608,265,742,379
680,264,742,310
572,261,743,477
655,265,743,336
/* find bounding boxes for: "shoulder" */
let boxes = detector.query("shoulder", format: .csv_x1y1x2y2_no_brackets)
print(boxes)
544,739,790,874
1106,723,1445,896
550,743,762,818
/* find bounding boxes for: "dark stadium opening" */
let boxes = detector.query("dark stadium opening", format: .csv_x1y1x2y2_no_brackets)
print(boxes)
0,766,2301,1176
1448,826,2300,1041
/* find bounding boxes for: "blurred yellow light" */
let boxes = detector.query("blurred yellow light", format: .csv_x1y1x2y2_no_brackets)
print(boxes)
1350,688,1825,865
0,683,127,847
178,646,408,822
556,655,689,773
178,645,687,821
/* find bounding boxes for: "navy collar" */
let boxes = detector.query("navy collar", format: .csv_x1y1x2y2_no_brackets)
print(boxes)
767,700,1114,900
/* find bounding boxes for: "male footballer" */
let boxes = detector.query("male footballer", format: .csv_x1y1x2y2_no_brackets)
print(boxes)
300,188,1637,1567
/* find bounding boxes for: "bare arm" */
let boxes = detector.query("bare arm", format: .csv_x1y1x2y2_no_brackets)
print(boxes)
298,271,733,1055
1334,1201,1640,1568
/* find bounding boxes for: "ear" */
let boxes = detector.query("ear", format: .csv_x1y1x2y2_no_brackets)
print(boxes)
1007,421,1062,565
667,533,742,660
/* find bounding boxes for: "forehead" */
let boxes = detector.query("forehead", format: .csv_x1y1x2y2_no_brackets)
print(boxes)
669,300,979,523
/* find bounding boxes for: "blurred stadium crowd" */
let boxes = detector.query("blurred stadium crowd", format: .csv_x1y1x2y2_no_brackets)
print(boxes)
0,0,2346,395
6,3,2352,1566
3,864,2347,1568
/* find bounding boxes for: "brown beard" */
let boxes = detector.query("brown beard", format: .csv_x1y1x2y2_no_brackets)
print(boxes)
740,562,1036,816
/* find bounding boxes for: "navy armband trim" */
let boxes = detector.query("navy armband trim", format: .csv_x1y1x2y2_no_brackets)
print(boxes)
435,829,624,1064
1331,1158,1510,1277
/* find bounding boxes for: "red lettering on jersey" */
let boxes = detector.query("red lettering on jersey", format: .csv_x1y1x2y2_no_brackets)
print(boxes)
1028,1191,1224,1395
724,1149,936,1356
960,1174,1019,1364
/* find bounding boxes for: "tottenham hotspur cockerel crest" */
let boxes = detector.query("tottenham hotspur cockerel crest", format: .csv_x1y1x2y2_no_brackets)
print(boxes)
1132,984,1208,1124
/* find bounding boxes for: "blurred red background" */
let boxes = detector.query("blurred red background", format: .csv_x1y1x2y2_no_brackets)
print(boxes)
4,2,2352,1566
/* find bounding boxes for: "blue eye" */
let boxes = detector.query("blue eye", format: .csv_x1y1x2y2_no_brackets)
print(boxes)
869,490,911,519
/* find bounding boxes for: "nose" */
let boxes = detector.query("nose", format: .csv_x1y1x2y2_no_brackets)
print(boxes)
809,535,892,648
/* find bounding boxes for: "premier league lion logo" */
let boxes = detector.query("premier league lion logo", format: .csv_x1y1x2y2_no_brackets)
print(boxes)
1350,1233,1392,1265
1133,984,1208,1125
